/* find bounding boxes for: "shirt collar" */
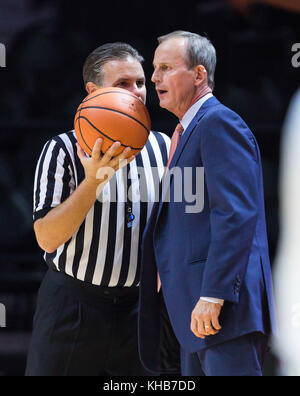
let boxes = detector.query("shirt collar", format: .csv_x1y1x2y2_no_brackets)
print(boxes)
180,93,213,132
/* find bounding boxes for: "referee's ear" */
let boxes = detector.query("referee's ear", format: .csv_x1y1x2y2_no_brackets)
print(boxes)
86,82,100,95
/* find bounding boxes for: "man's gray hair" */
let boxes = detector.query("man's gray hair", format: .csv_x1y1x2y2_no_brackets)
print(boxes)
83,42,144,87
157,31,216,90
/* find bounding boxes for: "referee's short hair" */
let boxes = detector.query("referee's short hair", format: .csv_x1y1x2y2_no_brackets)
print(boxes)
83,42,144,87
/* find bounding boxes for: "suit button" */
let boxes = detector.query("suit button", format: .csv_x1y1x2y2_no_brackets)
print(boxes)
233,276,241,294
235,276,241,286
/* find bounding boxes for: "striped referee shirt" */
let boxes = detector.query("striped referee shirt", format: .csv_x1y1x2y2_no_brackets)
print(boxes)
33,130,170,287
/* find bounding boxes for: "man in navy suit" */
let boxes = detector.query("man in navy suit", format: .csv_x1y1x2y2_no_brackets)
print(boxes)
138,31,276,376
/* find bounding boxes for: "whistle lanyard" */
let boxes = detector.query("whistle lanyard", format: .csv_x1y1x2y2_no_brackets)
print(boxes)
126,201,135,228
125,164,135,228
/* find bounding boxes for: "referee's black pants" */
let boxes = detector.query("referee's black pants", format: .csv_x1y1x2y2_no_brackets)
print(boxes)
25,269,154,376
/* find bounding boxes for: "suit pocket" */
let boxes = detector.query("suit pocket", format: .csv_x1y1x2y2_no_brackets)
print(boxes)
188,258,207,265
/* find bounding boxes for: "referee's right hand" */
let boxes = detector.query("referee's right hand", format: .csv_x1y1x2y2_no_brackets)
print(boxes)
76,138,135,186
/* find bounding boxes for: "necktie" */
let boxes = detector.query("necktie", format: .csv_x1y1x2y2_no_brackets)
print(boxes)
165,122,184,170
157,122,184,292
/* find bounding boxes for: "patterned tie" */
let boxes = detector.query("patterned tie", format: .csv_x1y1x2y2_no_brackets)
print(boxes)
165,122,184,171
157,122,184,292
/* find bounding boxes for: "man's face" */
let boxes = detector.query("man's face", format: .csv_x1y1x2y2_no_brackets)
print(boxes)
100,56,146,104
152,38,198,119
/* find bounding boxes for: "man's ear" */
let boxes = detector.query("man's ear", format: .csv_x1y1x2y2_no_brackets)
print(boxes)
86,82,100,94
194,65,207,86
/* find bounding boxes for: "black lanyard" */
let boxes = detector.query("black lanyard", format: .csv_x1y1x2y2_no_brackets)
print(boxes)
125,164,135,228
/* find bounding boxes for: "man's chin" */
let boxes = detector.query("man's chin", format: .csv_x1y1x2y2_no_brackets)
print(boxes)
158,99,168,110
158,102,177,117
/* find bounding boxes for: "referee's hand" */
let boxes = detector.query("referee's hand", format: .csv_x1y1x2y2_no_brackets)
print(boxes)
76,138,135,186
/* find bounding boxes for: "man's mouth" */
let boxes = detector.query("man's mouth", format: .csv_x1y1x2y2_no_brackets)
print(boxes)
157,89,168,97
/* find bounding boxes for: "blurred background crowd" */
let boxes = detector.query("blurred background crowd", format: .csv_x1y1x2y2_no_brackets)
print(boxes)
0,0,299,376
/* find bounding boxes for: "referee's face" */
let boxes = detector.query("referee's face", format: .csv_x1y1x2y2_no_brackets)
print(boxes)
100,56,147,104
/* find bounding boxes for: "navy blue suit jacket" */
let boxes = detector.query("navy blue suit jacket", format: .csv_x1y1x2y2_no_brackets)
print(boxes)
138,97,276,373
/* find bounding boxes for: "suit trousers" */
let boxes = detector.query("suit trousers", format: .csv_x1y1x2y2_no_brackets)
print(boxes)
180,332,268,376
25,269,153,376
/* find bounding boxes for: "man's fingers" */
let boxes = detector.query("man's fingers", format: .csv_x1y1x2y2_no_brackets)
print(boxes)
127,155,136,164
197,319,206,337
92,141,134,169
110,147,133,168
211,314,222,331
191,317,205,339
101,141,121,163
118,147,133,159
204,322,212,336
190,300,222,339
107,147,136,172
204,321,219,336
119,155,136,169
114,155,136,171
91,138,103,159
76,143,87,162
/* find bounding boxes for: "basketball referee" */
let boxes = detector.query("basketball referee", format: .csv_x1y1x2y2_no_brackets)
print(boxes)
25,43,178,376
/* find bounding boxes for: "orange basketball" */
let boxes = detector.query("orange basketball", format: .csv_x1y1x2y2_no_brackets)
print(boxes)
74,87,151,156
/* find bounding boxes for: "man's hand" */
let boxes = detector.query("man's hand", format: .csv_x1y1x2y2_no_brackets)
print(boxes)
34,138,135,253
190,299,222,339
76,138,135,186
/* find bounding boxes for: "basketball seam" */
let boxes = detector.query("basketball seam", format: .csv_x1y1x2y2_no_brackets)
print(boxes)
75,106,150,135
82,90,143,105
75,115,144,150
77,106,93,153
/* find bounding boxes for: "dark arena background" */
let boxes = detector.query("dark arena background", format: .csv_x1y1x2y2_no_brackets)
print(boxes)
0,0,299,376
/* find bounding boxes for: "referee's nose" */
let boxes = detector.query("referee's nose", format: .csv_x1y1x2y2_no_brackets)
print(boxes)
128,83,146,104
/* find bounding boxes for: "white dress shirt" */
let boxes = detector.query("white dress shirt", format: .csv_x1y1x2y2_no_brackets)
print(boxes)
180,93,224,306
180,93,213,132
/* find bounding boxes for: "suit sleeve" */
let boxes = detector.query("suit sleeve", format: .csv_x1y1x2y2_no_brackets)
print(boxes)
200,108,259,303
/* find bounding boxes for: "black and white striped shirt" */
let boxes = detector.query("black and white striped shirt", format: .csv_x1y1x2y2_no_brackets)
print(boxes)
33,130,170,287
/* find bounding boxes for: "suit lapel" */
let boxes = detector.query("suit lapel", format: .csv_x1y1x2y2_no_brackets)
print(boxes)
169,96,220,170
158,96,220,213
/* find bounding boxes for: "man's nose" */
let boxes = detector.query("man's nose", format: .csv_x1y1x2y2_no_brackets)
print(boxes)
129,85,142,98
151,69,159,83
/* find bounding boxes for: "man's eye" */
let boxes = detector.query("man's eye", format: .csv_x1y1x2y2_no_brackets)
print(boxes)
137,80,145,87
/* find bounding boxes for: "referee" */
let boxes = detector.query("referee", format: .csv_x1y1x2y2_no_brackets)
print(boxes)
25,43,175,376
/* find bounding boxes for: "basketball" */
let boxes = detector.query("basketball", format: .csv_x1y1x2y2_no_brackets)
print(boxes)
74,87,151,156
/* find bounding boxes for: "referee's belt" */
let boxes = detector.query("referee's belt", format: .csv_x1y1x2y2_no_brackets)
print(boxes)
47,268,139,306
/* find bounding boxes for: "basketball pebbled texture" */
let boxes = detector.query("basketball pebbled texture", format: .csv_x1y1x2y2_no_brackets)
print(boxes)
74,87,151,156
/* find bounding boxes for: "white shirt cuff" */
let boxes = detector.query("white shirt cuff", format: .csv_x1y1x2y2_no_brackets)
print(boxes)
200,297,224,306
